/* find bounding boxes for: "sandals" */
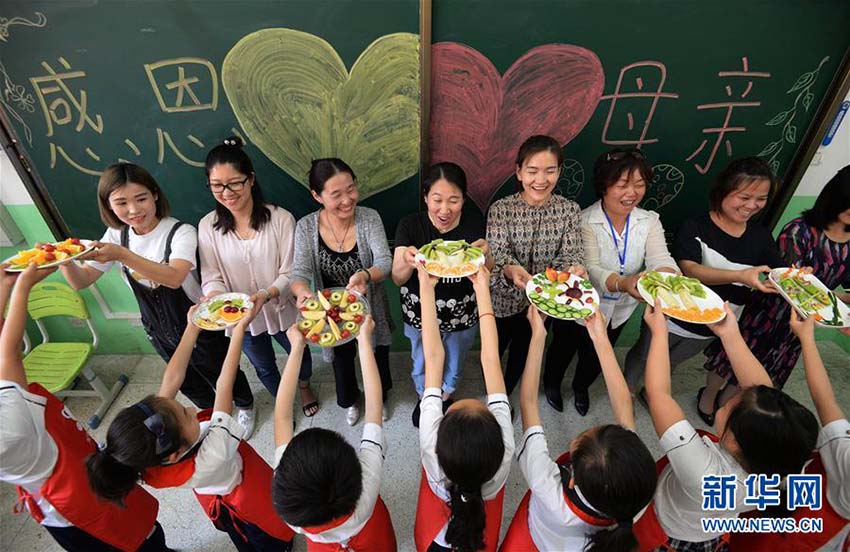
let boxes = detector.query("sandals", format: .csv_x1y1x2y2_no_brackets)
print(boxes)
299,382,319,418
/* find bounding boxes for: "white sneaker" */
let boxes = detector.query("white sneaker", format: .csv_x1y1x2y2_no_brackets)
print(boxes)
346,404,361,426
236,404,257,440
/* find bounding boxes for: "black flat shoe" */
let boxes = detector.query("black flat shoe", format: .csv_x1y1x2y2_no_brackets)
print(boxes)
544,387,564,412
574,390,589,416
442,397,454,413
696,386,716,427
636,387,649,410
412,401,421,428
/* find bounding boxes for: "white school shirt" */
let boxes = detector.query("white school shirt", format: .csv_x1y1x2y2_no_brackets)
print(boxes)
156,411,245,495
517,426,609,551
0,381,72,527
88,217,202,301
274,423,386,544
816,419,850,551
582,202,677,329
419,389,515,548
654,419,754,542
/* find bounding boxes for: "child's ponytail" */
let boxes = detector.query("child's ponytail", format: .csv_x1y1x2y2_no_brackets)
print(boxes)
586,519,639,552
85,449,141,504
445,483,488,552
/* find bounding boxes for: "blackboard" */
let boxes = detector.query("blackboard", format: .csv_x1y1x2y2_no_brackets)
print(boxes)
428,0,850,231
0,0,420,238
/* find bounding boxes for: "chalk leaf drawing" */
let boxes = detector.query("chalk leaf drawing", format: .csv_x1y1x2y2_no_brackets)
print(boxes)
429,42,604,211
757,56,829,176
641,163,684,211
0,11,46,43
0,61,34,145
555,159,584,200
222,29,419,198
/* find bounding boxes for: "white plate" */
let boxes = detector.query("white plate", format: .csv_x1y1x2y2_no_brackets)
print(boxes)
416,240,485,278
525,271,600,320
296,288,370,347
2,240,96,272
192,293,254,331
769,267,850,328
637,272,726,324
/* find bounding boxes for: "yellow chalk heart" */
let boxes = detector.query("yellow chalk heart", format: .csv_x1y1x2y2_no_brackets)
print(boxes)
222,29,420,198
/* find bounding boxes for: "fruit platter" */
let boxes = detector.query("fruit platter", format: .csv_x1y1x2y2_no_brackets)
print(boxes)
525,268,599,320
297,288,369,347
192,293,254,330
416,239,485,278
3,238,94,271
769,267,849,328
637,271,725,324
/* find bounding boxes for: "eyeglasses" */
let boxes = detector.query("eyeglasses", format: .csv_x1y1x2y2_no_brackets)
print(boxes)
207,176,249,194
606,149,646,162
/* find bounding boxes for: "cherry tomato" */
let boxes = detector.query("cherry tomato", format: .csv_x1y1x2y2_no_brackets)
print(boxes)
44,253,56,261
354,315,363,323
348,294,356,303
310,334,320,343
70,238,81,245
322,289,332,298
341,330,351,338
586,297,594,304
42,243,55,252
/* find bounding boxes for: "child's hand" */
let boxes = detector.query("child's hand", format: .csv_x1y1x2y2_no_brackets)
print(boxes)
585,310,609,341
789,309,816,342
469,265,491,289
18,263,56,287
236,302,262,329
417,264,439,288
564,264,587,279
286,323,306,347
526,305,547,335
643,299,667,335
186,304,200,328
357,314,375,341
0,263,20,290
708,303,739,338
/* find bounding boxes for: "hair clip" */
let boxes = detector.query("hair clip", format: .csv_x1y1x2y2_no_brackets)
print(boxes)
135,402,173,455
224,138,237,147
459,492,469,503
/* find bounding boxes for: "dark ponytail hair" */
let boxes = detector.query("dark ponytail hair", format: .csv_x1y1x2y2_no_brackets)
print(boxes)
205,136,271,235
568,425,656,552
724,385,818,514
308,158,357,195
86,396,186,504
436,406,505,552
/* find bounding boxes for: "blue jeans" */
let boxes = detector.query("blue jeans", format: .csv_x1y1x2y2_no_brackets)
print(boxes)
241,331,313,396
405,323,477,397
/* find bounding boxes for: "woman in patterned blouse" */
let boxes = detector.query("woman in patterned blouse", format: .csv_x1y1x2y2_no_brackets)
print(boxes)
486,135,585,406
291,158,395,427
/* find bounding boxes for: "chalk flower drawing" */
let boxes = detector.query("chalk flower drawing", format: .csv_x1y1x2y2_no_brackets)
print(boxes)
222,29,420,198
0,11,47,43
757,56,829,176
0,61,34,145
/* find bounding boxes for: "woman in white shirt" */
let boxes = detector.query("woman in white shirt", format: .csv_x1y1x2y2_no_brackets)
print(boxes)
639,301,819,551
545,149,677,415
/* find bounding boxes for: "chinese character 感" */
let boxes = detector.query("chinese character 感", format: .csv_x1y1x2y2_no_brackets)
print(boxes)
787,474,822,511
744,474,782,511
702,475,737,511
144,57,218,113
29,57,104,137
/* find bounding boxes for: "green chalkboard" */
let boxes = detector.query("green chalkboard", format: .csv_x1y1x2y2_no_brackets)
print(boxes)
428,0,850,232
0,0,420,239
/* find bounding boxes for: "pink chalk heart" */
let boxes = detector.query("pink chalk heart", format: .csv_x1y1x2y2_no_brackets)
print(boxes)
429,43,604,211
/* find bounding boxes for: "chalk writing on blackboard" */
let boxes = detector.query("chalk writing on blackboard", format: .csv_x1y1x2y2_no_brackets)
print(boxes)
0,61,35,145
686,57,771,174
0,11,46,43
30,57,104,137
144,57,219,113
757,56,830,175
222,29,420,199
600,61,679,148
156,128,205,167
429,42,604,211
49,142,101,176
643,163,685,211
555,159,584,200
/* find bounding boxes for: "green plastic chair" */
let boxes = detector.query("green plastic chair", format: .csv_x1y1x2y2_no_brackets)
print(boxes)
22,281,128,429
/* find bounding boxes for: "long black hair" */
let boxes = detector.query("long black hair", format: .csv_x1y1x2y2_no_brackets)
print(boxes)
205,136,271,234
85,396,187,504
436,405,505,552
802,165,850,231
570,425,657,552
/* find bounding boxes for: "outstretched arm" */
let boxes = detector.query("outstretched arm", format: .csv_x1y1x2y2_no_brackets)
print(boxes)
274,324,307,447
418,265,445,390
472,266,506,395
157,308,201,399
519,307,547,431
585,311,635,430
212,305,260,415
0,265,55,386
642,300,687,437
708,303,772,388
357,316,382,425
790,310,844,426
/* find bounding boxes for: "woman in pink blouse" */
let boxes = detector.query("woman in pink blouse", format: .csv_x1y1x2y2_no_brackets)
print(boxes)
197,138,318,430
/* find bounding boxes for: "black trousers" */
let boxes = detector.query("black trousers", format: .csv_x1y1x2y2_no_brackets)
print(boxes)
212,505,293,552
45,521,171,551
542,320,625,394
332,341,392,408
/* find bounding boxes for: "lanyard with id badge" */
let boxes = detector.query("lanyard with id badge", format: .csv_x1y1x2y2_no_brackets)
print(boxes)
600,210,630,321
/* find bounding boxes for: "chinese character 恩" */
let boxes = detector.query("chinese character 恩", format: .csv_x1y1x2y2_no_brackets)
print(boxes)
144,57,219,113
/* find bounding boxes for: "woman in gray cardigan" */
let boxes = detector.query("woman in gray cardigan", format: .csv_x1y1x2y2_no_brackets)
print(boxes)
291,158,395,425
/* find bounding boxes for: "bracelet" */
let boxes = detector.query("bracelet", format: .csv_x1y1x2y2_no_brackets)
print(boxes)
478,312,495,320
614,277,621,293
257,288,271,300
361,268,372,283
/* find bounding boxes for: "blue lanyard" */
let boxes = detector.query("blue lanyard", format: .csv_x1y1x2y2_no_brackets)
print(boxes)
602,209,630,276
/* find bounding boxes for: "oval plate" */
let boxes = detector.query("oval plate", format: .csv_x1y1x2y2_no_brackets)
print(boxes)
3,239,96,272
416,239,485,278
637,272,725,325
769,267,849,328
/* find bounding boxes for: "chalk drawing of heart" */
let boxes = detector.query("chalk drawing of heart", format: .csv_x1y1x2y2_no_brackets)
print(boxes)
429,42,604,211
223,29,419,198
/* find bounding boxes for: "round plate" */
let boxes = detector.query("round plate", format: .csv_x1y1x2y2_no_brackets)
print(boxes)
193,292,254,331
3,240,96,272
416,239,485,278
296,288,370,347
769,267,850,328
637,272,725,324
525,271,600,320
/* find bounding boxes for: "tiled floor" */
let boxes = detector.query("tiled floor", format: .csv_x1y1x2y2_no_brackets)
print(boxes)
2,341,848,551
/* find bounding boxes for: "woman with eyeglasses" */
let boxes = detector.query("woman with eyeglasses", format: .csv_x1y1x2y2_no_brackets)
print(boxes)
60,163,255,431
544,149,678,416
197,137,318,430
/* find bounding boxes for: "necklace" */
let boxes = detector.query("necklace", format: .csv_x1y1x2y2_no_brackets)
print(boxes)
324,210,352,252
